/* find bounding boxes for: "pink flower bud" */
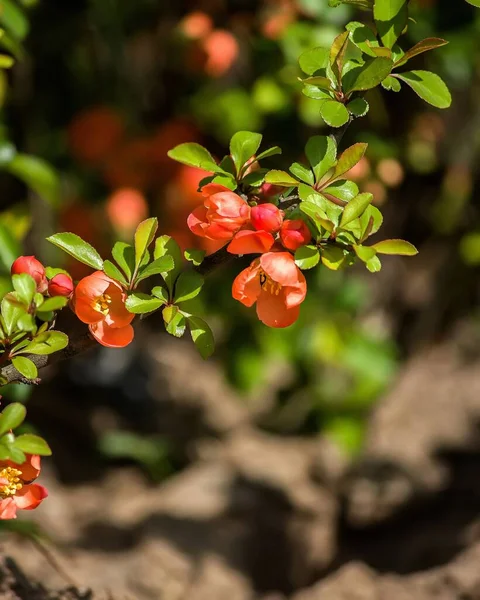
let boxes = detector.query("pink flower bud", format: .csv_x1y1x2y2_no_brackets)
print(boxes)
250,203,283,233
48,273,74,298
259,183,283,199
11,256,48,293
280,220,311,251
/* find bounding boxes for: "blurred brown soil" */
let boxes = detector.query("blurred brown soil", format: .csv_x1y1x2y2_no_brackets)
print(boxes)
4,330,480,599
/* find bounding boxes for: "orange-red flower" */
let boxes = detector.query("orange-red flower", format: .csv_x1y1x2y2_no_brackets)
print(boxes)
232,252,307,328
73,271,134,348
227,230,274,255
11,256,48,293
48,273,74,298
187,184,250,240
250,203,283,233
0,454,48,520
280,219,312,251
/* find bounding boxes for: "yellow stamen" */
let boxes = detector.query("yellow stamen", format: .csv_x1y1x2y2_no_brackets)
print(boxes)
93,293,112,315
259,270,282,296
0,467,23,498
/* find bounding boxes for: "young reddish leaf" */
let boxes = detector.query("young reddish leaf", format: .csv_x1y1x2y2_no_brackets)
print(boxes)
372,239,418,256
329,31,349,82
394,38,448,68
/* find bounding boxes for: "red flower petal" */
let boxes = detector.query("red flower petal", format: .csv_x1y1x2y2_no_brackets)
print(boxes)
89,322,134,348
227,230,275,255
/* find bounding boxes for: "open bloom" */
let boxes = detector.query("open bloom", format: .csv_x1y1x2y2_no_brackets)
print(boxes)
0,455,48,520
11,256,48,293
232,252,307,328
187,184,250,240
73,271,134,348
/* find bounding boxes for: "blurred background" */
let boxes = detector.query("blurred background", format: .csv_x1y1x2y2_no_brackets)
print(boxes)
0,0,480,598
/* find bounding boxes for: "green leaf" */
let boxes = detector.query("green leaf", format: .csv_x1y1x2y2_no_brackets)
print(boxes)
188,316,214,359
302,85,332,101
359,205,384,240
36,296,68,312
353,244,377,263
329,0,373,8
340,193,373,227
265,170,299,187
305,136,337,183
47,233,103,270
299,46,329,76
1,295,23,335
332,143,368,181
320,100,350,127
12,356,37,379
0,54,14,68
347,98,369,117
372,239,418,255
167,142,219,172
125,293,164,314
294,245,320,269
154,236,183,292
230,131,262,175
103,260,128,287
289,162,314,185
6,154,60,207
394,38,449,68
112,242,135,280
320,246,348,270
151,286,169,303
0,403,26,436
45,267,69,279
373,0,409,49
255,146,282,162
381,75,402,92
394,70,451,109
17,313,35,332
0,0,29,41
134,218,158,269
20,331,68,355
465,0,480,6
12,273,35,305
0,222,21,271
174,271,204,303
329,30,349,83
343,57,393,93
366,255,382,272
136,256,175,284
303,75,333,90
346,21,381,58
163,305,186,338
323,180,359,203
14,434,51,456
184,249,205,266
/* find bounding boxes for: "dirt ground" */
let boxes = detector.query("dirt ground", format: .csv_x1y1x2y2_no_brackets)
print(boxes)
3,328,480,600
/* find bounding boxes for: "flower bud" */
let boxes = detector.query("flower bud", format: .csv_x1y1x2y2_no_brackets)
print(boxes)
259,183,283,199
11,256,48,293
280,219,312,251
250,203,283,233
48,273,74,298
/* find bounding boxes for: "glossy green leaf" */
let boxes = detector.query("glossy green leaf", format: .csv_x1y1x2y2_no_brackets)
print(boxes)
36,296,68,312
343,57,393,93
321,246,348,270
254,146,282,162
12,273,35,305
320,100,350,127
347,98,369,117
323,180,359,203
134,218,158,269
230,131,262,175
167,142,219,172
44,266,69,279
332,143,368,180
6,154,60,207
103,260,128,287
13,433,50,456
20,331,68,355
294,245,320,269
188,316,214,359
303,75,333,90
394,38,448,68
381,75,402,92
154,236,183,292
299,47,329,76
163,305,186,338
265,170,299,187
0,0,29,41
374,0,409,48
465,0,480,6
184,249,205,266
136,256,175,283
340,193,373,227
346,22,380,58
151,286,169,303
1,295,23,335
329,0,373,9
174,271,204,303
302,85,332,101
366,255,382,272
17,313,35,332
12,356,37,379
0,403,26,436
289,162,314,185
305,136,337,183
353,244,377,263
372,239,418,255
395,70,451,109
125,293,164,314
47,233,103,270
